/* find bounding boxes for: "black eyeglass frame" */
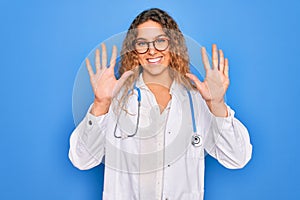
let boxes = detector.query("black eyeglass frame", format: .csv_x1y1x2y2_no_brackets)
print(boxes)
133,37,170,54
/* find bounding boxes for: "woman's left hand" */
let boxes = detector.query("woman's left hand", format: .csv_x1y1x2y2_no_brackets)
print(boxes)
186,44,230,117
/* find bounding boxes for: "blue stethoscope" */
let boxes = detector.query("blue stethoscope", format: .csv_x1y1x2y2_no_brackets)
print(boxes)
113,83,202,147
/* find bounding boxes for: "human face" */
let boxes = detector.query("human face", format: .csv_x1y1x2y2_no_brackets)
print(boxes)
135,20,171,77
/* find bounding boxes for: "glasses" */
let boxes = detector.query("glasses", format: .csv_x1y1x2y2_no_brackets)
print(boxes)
133,38,169,54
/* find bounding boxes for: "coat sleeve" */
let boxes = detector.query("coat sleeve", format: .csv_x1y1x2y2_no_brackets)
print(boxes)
68,103,109,170
195,93,253,169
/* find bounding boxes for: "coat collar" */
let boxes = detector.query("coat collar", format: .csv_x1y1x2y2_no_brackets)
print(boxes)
135,72,188,103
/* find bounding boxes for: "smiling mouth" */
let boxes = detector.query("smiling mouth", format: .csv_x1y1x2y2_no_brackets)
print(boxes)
146,56,163,64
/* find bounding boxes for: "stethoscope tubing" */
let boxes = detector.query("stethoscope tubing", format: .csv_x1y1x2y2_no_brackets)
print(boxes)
113,83,202,147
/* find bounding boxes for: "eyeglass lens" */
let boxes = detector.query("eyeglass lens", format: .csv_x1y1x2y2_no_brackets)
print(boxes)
134,38,169,54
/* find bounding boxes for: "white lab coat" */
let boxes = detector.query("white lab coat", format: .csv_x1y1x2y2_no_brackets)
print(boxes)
69,75,252,200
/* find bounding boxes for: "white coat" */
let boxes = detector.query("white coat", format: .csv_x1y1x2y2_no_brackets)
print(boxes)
69,74,252,200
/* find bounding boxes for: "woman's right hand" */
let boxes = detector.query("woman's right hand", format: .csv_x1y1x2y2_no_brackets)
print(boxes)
86,43,134,116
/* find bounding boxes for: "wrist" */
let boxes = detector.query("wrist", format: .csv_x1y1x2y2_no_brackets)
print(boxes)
90,98,112,116
206,100,228,117
94,97,112,105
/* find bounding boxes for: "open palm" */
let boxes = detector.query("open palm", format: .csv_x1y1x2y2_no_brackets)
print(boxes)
86,43,133,103
186,44,229,104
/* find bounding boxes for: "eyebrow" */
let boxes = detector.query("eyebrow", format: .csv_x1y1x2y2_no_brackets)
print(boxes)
135,34,168,41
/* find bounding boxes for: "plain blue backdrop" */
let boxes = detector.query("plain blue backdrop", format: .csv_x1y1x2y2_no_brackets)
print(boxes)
0,0,299,199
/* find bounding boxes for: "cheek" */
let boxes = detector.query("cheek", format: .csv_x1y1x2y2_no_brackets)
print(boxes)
163,52,171,64
136,54,144,64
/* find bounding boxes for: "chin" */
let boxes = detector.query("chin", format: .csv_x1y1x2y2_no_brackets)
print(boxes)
142,64,169,76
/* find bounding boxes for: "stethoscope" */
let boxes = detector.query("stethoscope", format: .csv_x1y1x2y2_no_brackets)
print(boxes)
113,82,202,147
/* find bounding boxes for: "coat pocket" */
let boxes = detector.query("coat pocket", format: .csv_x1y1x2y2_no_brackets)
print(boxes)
185,143,205,160
102,191,137,200
181,191,204,200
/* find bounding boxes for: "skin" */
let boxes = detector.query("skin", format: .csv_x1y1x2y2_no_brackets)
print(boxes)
86,20,229,117
136,20,172,112
85,44,134,116
135,21,172,85
185,45,229,117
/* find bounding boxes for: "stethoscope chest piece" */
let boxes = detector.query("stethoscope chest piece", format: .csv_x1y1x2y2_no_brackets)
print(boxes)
191,134,202,147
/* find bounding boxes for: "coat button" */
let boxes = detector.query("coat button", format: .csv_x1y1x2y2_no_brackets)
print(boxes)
88,120,92,125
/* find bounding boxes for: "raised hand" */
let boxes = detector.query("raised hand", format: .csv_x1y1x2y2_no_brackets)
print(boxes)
86,43,133,116
186,44,229,117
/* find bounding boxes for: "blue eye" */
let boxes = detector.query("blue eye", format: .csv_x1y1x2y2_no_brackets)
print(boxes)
156,38,166,43
136,41,147,47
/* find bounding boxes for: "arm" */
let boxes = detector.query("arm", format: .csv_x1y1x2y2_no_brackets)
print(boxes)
187,44,252,168
68,103,109,170
203,102,252,169
69,43,132,170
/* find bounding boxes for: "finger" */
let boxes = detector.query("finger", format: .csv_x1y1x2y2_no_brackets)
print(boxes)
185,73,203,91
109,45,117,72
201,47,211,72
118,70,134,85
101,43,107,68
224,58,229,78
212,44,218,70
113,70,134,97
219,49,224,72
95,48,101,72
85,58,94,77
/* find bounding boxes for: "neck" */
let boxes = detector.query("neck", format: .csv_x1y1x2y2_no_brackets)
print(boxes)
142,68,173,89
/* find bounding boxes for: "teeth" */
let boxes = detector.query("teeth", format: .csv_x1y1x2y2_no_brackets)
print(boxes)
148,57,162,63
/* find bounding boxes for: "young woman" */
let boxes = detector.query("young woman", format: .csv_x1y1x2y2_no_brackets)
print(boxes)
69,8,252,200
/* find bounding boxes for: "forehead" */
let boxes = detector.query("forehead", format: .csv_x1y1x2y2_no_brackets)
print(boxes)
136,20,165,39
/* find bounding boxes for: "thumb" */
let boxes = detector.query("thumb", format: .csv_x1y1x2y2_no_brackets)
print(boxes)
112,70,134,97
185,73,205,92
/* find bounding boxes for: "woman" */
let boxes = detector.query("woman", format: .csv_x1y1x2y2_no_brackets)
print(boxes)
69,8,252,200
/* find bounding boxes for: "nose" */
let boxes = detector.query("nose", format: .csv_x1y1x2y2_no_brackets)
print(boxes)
148,42,156,55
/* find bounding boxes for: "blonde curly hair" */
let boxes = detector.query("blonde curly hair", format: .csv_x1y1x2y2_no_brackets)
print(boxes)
115,8,195,110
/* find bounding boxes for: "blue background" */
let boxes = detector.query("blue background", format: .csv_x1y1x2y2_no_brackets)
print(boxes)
1,0,299,199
